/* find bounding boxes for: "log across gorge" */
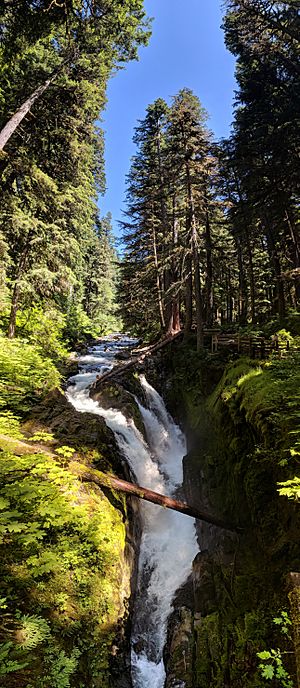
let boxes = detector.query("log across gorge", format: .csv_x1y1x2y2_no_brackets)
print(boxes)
66,334,202,688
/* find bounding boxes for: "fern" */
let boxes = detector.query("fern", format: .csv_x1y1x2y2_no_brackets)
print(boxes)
16,615,51,650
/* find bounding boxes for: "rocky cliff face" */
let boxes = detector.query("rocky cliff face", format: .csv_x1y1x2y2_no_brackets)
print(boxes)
145,342,299,688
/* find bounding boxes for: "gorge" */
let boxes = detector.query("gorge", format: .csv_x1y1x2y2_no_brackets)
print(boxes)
67,336,199,688
0,1,299,686
64,333,300,688
0,330,299,688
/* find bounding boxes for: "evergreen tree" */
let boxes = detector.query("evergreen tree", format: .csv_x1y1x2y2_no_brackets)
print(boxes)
0,1,150,340
120,90,222,346
222,0,300,320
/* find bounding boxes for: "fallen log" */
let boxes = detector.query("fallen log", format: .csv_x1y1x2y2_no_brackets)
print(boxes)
91,331,182,392
71,463,242,533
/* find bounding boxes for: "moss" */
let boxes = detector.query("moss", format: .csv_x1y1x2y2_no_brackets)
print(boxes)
195,610,276,688
0,412,131,687
162,343,299,687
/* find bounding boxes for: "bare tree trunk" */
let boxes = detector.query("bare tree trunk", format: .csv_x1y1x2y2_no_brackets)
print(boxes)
204,205,213,326
186,163,203,350
91,331,183,390
184,252,193,338
155,119,171,330
74,465,241,532
287,572,300,688
285,208,300,269
151,213,165,330
168,194,181,334
8,283,21,339
230,162,256,323
235,233,247,324
192,240,204,351
285,207,300,306
0,71,61,151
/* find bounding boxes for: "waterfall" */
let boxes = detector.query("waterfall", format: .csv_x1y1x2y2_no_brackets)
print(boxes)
67,336,198,688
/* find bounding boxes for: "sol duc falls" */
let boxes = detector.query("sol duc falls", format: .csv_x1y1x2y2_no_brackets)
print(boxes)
0,1,299,686
67,336,198,688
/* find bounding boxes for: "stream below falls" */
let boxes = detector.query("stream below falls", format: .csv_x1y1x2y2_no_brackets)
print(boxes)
66,335,198,688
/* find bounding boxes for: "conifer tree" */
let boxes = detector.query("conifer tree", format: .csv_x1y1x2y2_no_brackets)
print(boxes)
120,90,221,346
222,0,300,319
0,1,150,340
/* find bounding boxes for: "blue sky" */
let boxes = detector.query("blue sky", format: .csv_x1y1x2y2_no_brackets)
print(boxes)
99,0,236,236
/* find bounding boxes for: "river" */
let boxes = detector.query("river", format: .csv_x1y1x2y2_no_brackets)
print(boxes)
66,335,198,688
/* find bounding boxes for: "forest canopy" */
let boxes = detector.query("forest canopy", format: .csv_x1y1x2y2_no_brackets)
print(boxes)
119,0,300,344
0,0,151,344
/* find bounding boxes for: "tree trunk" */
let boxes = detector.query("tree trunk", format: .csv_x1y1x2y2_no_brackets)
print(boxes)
0,71,60,151
151,214,165,330
192,238,204,351
185,162,203,350
91,331,183,390
7,242,31,338
204,204,213,326
231,163,256,323
285,207,300,306
245,229,256,324
235,233,247,324
166,194,181,335
74,465,241,532
287,572,300,688
155,119,170,329
227,268,233,322
285,208,300,269
265,221,286,320
7,282,21,339
184,252,193,337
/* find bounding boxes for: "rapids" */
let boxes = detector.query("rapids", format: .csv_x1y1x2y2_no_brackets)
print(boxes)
66,335,198,688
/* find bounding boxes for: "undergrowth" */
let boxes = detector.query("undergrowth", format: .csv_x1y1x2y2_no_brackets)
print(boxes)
0,438,126,687
0,335,128,687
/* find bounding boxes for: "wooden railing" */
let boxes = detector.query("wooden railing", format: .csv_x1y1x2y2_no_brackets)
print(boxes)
203,330,293,359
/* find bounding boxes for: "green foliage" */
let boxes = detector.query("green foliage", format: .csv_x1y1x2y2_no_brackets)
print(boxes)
55,446,76,465
209,353,300,471
16,614,51,650
63,304,98,347
257,647,293,686
15,307,69,362
0,335,60,414
119,90,220,338
221,0,300,324
257,613,294,686
0,445,126,686
0,0,147,342
0,642,28,676
40,646,81,688
277,477,300,501
29,431,55,443
273,611,292,637
0,411,23,438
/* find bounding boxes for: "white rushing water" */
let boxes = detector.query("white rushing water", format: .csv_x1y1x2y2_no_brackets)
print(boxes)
66,335,198,688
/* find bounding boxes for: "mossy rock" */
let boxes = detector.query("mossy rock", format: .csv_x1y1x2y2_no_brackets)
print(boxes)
92,381,146,438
